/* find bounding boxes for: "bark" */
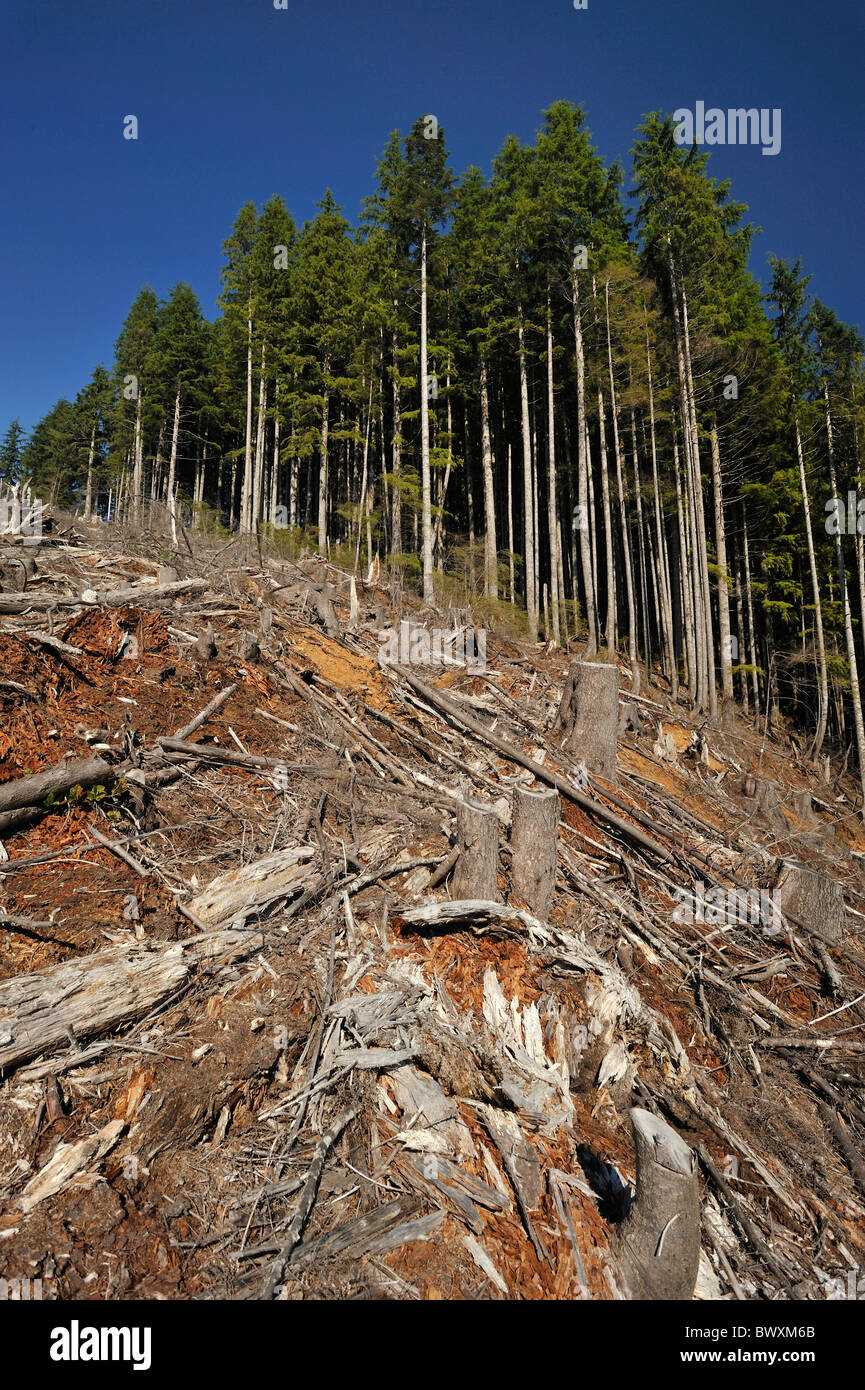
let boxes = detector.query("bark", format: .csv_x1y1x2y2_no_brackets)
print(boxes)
555,659,619,783
454,800,500,902
0,756,117,816
517,304,537,640
480,358,498,600
510,786,559,920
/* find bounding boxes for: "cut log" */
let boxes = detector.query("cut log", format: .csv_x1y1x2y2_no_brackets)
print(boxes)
554,660,619,783
774,860,845,946
0,942,190,1074
616,1108,700,1300
93,578,209,608
187,846,318,925
453,799,500,902
0,929,262,1075
510,785,559,919
0,754,116,816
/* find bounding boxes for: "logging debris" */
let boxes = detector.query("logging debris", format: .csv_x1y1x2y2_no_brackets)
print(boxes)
0,528,863,1302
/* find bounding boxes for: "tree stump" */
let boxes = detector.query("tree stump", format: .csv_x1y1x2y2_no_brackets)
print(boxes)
774,860,845,945
510,785,559,920
453,799,500,902
555,660,619,783
616,1108,700,1301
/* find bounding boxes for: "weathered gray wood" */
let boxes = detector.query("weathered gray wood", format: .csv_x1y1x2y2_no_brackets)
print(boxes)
187,846,317,925
775,859,845,945
555,659,619,783
0,942,190,1073
510,785,559,919
0,754,116,815
174,681,237,740
90,578,209,608
454,799,500,902
616,1108,700,1301
0,928,262,1075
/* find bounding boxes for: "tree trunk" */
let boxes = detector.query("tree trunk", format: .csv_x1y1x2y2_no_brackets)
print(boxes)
546,290,561,644
454,800,500,902
710,419,734,707
572,274,596,655
420,228,434,602
510,786,559,919
555,659,619,783
480,358,497,600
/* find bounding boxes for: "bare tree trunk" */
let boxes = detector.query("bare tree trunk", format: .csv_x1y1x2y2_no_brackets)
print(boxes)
710,420,734,708
480,357,498,600
241,310,254,534
823,380,865,809
605,281,637,690
795,412,829,758
318,354,331,554
165,389,181,548
572,274,596,654
391,321,402,555
420,228,434,602
597,389,616,652
84,419,96,523
546,290,561,643
518,305,537,640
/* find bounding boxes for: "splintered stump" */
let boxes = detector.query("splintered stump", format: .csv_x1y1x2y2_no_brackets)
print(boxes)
555,660,619,783
510,785,559,920
616,1108,700,1301
454,799,500,902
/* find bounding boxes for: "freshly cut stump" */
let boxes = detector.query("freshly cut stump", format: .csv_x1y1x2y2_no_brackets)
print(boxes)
510,785,559,920
555,660,619,783
453,799,500,903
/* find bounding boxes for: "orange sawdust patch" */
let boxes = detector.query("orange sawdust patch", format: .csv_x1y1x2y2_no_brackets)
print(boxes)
288,631,393,709
392,919,541,1016
60,607,173,663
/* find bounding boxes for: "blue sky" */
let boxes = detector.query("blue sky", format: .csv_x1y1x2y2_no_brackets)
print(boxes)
2,0,863,434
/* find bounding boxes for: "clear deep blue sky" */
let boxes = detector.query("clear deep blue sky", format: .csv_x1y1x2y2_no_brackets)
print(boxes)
2,0,863,434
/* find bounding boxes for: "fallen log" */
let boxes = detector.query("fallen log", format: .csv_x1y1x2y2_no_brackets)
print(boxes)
0,754,116,816
83,578,210,608
0,929,262,1074
0,941,190,1074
